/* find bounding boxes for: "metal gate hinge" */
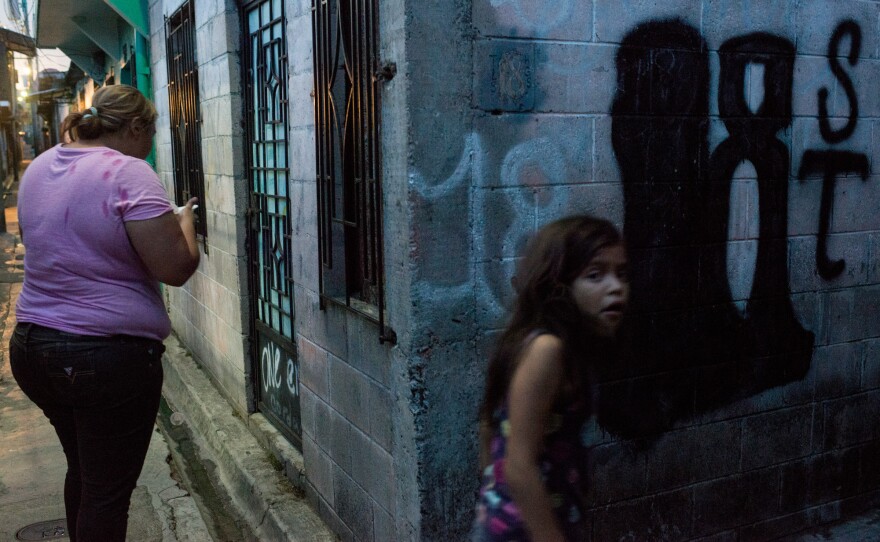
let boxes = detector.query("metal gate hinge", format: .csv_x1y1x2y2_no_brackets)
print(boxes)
375,62,397,83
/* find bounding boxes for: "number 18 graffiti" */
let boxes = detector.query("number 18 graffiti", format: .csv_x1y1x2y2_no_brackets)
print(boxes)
599,19,868,438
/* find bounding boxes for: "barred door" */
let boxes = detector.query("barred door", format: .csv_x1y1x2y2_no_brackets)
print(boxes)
241,0,300,446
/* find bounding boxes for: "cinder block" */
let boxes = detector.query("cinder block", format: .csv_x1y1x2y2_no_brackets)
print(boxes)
691,468,779,537
329,356,371,434
289,72,315,126
789,233,870,293
813,342,862,399
795,0,880,59
298,336,330,397
329,408,354,474
350,428,394,513
534,182,624,230
788,178,823,236
201,135,238,177
303,434,335,506
584,441,647,506
740,406,813,470
870,233,880,283
646,421,741,491
473,0,592,42
194,0,223,23
738,506,830,541
792,55,836,118
779,448,861,512
293,285,349,360
288,127,316,179
828,285,880,343
195,11,233,63
332,466,374,538
474,39,536,112
473,113,593,189
287,13,313,75
593,489,692,541
311,488,354,542
834,59,880,120
533,42,617,114
778,338,819,403
200,94,241,139
873,121,880,176
148,2,165,42
863,338,880,390
822,390,880,448
290,229,319,290
702,0,798,50
299,386,317,437
367,381,393,453
373,502,395,542
594,0,701,44
290,177,318,236
312,393,332,451
593,116,621,185
831,175,880,233
346,314,392,387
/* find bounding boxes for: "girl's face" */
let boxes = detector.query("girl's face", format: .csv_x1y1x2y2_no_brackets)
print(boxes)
569,244,629,337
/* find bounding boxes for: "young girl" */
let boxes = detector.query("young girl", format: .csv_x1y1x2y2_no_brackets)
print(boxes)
475,215,629,541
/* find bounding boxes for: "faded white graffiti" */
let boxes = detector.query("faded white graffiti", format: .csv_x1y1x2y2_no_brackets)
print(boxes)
261,341,298,397
411,131,577,327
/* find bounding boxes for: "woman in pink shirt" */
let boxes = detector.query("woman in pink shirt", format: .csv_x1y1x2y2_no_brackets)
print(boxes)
9,84,199,542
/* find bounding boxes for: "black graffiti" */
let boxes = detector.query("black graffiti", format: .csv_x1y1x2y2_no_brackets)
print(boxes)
819,20,860,144
797,151,869,279
603,20,839,439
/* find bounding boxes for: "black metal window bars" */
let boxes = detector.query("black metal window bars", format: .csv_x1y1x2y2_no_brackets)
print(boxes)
166,1,207,243
312,0,394,344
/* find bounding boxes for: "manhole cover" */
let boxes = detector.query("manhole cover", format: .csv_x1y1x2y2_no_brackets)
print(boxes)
15,519,67,540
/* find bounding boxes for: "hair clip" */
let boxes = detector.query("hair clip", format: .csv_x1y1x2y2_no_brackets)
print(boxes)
82,106,98,120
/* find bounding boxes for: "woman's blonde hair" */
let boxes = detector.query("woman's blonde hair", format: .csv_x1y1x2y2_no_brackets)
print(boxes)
61,84,157,142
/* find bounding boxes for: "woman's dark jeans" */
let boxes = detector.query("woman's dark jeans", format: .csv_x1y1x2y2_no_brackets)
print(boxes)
9,322,165,542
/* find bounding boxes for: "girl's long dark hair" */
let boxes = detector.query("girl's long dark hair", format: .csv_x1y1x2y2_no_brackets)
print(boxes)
480,215,624,425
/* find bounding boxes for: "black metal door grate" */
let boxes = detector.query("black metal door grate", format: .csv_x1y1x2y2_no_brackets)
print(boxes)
165,1,207,240
242,0,300,446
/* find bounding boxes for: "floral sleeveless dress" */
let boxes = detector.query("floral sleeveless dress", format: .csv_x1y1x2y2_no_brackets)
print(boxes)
474,399,589,541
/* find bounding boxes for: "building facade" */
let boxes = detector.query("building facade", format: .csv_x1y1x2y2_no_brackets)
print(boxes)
144,0,880,540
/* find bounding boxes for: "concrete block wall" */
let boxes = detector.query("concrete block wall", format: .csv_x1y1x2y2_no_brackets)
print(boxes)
286,0,402,540
396,0,880,539
149,0,251,414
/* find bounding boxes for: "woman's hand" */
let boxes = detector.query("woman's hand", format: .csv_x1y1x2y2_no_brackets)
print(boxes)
125,198,200,286
504,334,568,542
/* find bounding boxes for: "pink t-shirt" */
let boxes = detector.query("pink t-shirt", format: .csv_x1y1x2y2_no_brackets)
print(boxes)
16,145,174,341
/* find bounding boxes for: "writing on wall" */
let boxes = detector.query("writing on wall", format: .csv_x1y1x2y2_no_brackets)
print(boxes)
258,331,301,437
601,19,870,437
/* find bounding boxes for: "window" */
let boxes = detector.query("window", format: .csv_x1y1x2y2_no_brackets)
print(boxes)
312,0,393,343
166,1,206,240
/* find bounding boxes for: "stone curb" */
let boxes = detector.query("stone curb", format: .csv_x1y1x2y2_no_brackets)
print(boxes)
161,333,336,541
